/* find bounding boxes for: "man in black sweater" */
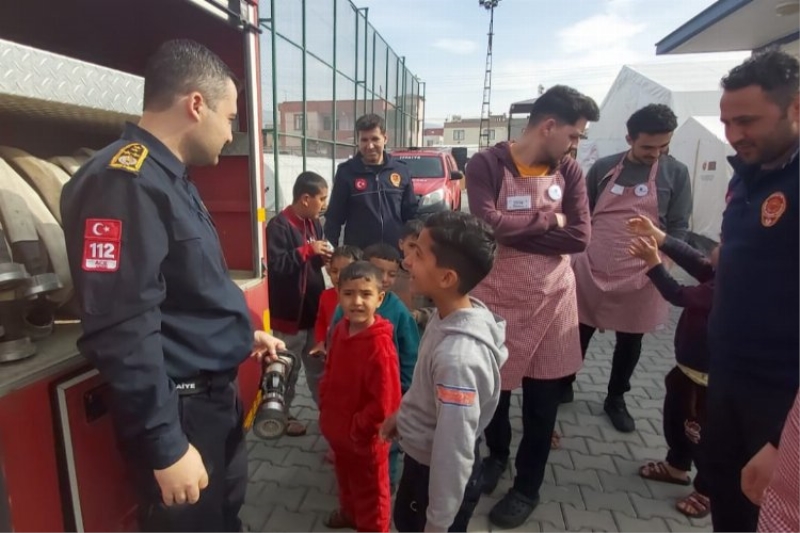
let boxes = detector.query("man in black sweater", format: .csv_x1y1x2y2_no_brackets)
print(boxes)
706,50,799,532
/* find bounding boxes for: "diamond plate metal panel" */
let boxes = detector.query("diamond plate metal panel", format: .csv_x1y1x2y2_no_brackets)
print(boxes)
0,38,142,126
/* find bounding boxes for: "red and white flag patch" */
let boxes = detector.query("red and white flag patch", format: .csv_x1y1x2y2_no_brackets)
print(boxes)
82,219,122,272
436,384,476,407
354,178,367,191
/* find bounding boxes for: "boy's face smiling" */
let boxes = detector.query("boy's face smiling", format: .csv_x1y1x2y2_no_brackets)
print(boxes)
327,256,354,287
369,257,399,291
338,277,385,330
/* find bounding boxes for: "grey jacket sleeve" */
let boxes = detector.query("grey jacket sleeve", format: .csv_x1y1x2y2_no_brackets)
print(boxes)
426,340,493,530
666,162,692,240
585,162,601,213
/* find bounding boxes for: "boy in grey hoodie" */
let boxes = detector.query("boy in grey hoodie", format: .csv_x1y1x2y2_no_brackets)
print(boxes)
380,211,508,532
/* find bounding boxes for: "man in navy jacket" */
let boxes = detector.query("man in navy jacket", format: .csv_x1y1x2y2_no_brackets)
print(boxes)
324,114,418,250
705,50,799,533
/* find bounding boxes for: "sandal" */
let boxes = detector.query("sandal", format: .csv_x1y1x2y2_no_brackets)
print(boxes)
323,509,355,529
676,491,710,519
284,416,307,437
638,461,691,486
551,430,561,450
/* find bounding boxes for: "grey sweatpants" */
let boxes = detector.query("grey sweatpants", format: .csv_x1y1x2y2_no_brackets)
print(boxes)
273,329,322,409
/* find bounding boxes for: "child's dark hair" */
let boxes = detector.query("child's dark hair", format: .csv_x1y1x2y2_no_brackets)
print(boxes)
363,243,401,264
332,245,362,262
400,219,424,240
424,211,496,294
292,171,328,202
338,260,384,289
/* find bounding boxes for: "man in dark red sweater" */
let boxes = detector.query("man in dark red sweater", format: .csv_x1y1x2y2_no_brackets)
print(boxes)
466,85,599,528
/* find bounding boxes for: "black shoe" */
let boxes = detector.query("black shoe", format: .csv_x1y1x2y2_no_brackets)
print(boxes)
604,395,635,433
489,489,539,529
560,384,575,404
481,456,507,495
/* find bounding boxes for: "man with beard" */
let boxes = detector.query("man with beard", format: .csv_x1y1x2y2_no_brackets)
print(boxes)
705,49,799,533
466,85,599,528
570,104,692,433
324,114,418,250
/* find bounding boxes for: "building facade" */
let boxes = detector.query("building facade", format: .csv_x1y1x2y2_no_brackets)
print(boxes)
443,114,527,147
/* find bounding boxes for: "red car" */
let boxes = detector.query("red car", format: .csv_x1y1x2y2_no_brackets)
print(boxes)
391,148,464,216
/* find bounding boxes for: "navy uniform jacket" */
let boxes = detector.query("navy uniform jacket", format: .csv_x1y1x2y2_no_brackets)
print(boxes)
61,123,253,470
323,152,418,249
708,150,799,395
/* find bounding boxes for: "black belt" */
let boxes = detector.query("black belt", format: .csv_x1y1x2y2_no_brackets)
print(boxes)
173,369,238,396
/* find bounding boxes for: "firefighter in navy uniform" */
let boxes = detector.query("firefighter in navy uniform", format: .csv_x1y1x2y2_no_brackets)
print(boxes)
60,40,285,532
324,113,418,250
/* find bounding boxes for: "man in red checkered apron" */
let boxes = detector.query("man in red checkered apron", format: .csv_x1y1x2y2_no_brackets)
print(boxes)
466,86,599,529
571,104,692,434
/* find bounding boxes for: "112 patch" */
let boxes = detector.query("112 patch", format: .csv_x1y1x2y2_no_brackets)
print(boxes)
82,219,122,272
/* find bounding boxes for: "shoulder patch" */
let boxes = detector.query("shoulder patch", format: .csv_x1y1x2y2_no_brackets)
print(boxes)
436,383,476,407
108,143,148,174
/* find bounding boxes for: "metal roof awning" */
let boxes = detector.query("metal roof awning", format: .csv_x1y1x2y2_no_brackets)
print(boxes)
656,0,800,55
509,97,538,116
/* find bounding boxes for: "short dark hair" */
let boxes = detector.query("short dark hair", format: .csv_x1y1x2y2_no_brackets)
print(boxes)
144,39,237,111
363,243,401,264
400,219,425,240
332,245,362,262
721,49,799,110
424,211,496,294
292,171,328,202
626,104,678,139
355,113,386,134
528,85,600,126
338,260,383,289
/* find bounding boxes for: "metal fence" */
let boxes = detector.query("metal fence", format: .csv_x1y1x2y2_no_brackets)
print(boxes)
259,0,424,212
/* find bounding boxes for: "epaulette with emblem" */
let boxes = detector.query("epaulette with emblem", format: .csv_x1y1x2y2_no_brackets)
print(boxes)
108,143,148,175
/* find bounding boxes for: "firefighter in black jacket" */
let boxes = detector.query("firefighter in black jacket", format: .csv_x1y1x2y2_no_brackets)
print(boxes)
324,114,418,250
61,40,285,532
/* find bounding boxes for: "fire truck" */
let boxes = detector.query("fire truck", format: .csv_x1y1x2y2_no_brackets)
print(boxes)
0,1,269,530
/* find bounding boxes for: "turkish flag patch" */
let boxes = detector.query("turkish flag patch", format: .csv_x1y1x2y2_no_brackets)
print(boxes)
82,219,122,272
354,178,367,191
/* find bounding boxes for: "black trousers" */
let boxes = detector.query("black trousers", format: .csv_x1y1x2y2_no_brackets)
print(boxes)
393,444,483,532
578,323,644,397
662,367,709,495
127,381,248,532
484,377,568,500
704,374,796,532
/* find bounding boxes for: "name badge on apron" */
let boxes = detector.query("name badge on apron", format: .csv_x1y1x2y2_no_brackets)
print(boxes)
635,184,649,197
547,184,562,201
610,184,625,195
507,195,532,211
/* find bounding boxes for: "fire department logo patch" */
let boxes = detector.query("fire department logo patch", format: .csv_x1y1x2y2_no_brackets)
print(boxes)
436,383,476,407
761,192,787,228
354,178,367,191
108,143,148,174
390,172,402,187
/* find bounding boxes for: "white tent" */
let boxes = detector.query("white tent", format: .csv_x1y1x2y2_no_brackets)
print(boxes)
577,58,742,172
669,116,734,243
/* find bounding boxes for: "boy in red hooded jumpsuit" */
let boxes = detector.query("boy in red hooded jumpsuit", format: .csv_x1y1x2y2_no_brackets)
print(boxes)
319,261,401,532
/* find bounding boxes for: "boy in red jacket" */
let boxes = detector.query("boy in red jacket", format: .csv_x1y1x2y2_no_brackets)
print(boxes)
319,261,401,532
311,245,363,356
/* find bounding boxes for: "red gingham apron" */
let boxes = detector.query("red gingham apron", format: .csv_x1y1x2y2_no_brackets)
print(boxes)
471,165,582,391
572,153,669,333
758,392,800,533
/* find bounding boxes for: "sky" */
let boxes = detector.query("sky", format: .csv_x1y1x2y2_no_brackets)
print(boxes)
355,0,749,126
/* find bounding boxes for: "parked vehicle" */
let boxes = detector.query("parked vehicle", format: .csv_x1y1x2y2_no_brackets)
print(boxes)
391,148,464,215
